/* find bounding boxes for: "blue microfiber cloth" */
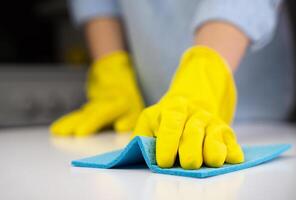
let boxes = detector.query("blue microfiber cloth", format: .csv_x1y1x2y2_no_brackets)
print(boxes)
72,136,291,178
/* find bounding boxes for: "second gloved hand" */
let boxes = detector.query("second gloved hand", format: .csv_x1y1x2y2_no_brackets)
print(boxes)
50,51,144,137
132,46,244,169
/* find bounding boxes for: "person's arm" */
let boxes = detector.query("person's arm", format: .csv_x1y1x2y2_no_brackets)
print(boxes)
85,17,126,60
194,21,249,72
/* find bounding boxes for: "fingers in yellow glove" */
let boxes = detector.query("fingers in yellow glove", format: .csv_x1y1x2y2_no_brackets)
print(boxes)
114,111,141,133
222,126,245,164
178,112,207,169
156,97,188,168
204,119,244,167
74,100,127,136
132,105,159,138
50,111,83,137
51,99,127,137
203,121,228,167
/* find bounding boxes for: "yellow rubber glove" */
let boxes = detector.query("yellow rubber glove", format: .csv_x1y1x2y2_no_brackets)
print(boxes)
132,46,244,169
50,51,144,137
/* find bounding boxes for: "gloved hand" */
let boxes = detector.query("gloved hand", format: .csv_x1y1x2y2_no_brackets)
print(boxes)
50,51,144,137
132,46,244,169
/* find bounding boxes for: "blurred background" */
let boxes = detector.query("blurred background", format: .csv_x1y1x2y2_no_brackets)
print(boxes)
0,0,88,126
0,0,296,127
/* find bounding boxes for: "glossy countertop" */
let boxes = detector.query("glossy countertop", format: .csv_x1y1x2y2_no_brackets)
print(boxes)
0,122,295,200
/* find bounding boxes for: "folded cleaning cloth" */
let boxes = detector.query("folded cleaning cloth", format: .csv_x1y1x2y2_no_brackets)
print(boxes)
72,136,291,178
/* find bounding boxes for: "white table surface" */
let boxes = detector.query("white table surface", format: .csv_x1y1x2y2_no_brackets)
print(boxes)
0,122,295,200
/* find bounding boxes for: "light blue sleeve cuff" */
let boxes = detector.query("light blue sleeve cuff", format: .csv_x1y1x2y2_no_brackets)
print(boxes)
68,0,120,26
192,0,282,50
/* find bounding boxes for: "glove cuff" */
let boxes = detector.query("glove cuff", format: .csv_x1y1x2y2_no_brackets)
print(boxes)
168,45,237,124
181,46,233,74
92,51,131,70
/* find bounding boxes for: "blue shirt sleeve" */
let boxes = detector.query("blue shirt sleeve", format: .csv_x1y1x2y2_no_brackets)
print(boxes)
68,0,120,26
192,0,283,50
